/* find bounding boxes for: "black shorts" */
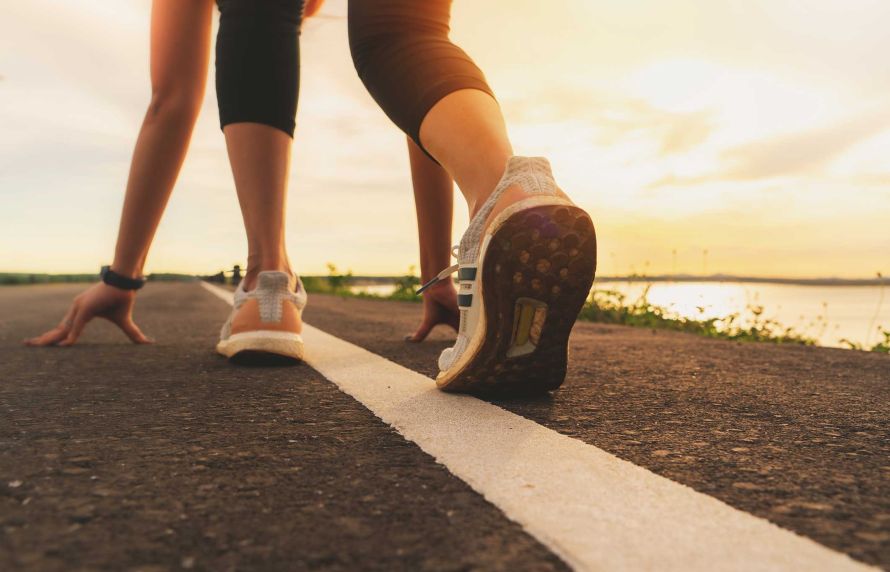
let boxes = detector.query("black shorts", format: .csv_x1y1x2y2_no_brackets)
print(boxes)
215,0,494,155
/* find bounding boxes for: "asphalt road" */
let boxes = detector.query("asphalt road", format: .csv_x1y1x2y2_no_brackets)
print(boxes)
1,282,888,570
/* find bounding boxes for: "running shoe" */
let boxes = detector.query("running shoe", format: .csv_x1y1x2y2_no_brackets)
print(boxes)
216,271,307,364
418,157,597,393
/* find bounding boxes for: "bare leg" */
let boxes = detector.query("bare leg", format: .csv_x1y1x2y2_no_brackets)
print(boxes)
26,0,214,347
418,90,513,218
406,137,459,342
419,89,569,226
223,123,294,291
112,0,215,278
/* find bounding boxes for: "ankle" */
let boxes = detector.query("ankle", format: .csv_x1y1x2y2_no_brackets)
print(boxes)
242,262,294,291
459,158,512,219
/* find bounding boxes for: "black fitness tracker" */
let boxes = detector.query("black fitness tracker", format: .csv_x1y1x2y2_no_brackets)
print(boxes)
100,265,146,290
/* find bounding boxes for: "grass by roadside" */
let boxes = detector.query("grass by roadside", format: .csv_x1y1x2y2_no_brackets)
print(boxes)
306,265,889,353
302,265,422,302
579,287,816,346
0,272,196,285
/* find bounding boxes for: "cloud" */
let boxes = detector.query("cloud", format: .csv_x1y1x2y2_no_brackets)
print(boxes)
722,110,890,179
501,86,715,156
650,107,890,187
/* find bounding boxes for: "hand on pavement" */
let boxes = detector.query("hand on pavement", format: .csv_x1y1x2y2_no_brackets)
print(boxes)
406,280,459,343
23,282,153,347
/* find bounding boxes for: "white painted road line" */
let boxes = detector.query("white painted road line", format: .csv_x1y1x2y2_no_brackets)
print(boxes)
201,281,876,572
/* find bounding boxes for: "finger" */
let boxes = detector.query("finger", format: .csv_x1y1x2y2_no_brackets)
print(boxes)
25,301,79,346
57,302,78,328
24,326,68,347
117,317,153,344
405,319,435,343
57,311,89,347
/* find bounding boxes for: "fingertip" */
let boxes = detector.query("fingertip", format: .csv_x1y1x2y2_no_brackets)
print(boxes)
407,328,431,343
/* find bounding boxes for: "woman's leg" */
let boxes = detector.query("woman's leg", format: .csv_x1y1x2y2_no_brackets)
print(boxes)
406,137,459,342
348,0,555,221
212,0,308,364
223,124,294,291
349,0,597,393
419,90,536,220
26,0,214,348
112,0,215,279
215,0,303,291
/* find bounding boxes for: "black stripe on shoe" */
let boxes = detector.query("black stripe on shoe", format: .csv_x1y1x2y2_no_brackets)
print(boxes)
458,267,477,281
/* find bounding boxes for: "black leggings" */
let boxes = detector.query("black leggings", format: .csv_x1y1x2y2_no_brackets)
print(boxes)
216,0,304,137
215,0,494,152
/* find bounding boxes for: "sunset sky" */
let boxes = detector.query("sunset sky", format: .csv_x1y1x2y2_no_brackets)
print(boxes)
2,0,889,278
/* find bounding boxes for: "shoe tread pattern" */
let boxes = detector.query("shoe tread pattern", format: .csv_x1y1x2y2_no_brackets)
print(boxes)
441,205,597,395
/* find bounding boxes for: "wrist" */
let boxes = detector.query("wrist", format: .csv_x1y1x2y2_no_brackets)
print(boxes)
100,265,146,290
109,262,143,280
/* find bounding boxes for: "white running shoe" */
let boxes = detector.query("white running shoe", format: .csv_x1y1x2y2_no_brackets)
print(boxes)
216,271,307,364
418,157,597,394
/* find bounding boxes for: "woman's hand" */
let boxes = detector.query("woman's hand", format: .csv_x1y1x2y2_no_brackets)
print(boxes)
406,280,459,343
24,282,153,347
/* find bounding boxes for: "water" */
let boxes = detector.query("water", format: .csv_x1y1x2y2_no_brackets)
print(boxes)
598,282,888,349
350,281,889,349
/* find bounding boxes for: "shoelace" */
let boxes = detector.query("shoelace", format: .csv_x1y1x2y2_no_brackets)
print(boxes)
416,246,461,294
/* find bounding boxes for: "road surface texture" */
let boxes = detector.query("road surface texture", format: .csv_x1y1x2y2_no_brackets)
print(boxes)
1,282,888,570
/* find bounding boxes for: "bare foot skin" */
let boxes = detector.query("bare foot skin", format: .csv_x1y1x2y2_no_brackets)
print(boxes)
406,280,459,342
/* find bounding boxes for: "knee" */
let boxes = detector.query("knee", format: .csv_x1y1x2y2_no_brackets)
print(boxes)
146,86,203,124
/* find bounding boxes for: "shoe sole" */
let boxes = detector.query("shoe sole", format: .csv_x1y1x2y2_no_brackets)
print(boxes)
216,331,304,366
437,201,597,395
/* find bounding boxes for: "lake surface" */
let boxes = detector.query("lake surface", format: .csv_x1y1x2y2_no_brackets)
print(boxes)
351,281,889,349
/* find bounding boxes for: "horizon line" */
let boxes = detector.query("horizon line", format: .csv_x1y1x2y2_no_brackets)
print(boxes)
1,271,886,287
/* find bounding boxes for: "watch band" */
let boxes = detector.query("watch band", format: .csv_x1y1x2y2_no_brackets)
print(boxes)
100,265,146,290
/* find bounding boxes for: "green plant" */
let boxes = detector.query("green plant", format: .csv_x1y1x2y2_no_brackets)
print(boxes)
842,327,890,353
325,263,353,293
578,286,815,346
871,328,890,353
390,265,421,300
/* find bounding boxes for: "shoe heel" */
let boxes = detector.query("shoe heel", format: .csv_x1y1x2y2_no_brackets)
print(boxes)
440,203,596,395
